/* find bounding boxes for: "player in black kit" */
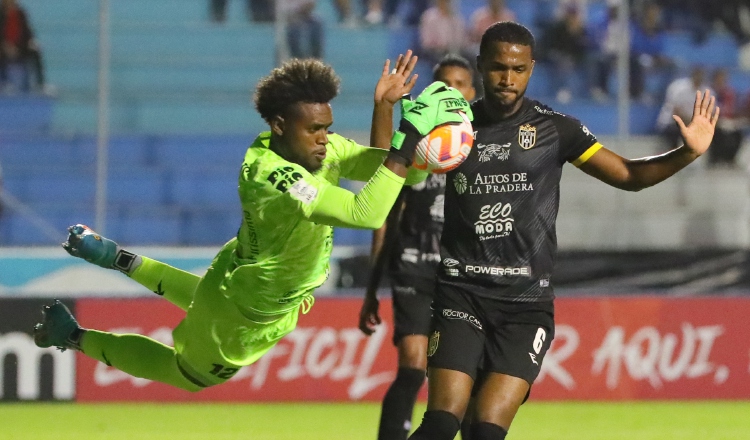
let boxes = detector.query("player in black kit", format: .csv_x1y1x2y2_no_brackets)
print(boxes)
359,55,476,440
408,22,720,440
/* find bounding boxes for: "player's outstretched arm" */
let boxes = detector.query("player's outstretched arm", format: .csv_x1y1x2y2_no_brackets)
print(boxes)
579,90,720,191
63,224,198,311
370,50,419,151
309,84,471,229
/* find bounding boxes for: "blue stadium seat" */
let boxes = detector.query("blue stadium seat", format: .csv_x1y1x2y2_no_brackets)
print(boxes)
333,227,371,246
10,167,96,204
0,96,54,134
168,169,240,207
663,33,738,68
3,204,95,246
179,207,241,246
0,135,80,167
108,167,169,205
152,135,251,168
68,134,155,166
106,207,183,245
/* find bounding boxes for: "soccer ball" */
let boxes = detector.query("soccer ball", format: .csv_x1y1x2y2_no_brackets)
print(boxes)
413,112,474,174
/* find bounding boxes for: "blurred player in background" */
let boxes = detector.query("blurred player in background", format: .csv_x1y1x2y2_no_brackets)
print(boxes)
33,54,473,392
408,22,719,440
359,54,476,440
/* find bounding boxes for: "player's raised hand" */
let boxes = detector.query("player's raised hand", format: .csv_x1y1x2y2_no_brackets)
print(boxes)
358,294,381,336
673,89,720,156
404,81,473,135
390,81,473,165
374,50,419,106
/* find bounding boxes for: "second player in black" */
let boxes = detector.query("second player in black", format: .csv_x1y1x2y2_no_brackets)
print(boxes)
408,21,720,440
360,55,477,440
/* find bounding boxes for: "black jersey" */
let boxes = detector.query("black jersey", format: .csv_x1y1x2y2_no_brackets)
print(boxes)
389,173,446,281
438,97,601,302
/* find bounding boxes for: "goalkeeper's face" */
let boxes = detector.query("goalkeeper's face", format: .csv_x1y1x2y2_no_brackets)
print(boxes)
274,102,332,172
478,41,534,114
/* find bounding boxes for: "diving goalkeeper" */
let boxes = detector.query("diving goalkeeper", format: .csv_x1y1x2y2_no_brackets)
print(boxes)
33,54,473,391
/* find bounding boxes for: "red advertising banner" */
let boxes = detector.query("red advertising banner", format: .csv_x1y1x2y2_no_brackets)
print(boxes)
75,297,402,402
535,297,750,400
75,297,750,402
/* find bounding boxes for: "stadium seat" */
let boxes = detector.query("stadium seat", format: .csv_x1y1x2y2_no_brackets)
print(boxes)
152,135,252,168
167,169,240,207
178,207,241,246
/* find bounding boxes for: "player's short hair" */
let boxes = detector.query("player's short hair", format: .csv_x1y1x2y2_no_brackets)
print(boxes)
254,58,341,123
479,21,536,60
432,54,473,81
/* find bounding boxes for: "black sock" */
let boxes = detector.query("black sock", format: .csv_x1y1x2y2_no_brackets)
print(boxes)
68,327,85,351
460,414,472,439
409,410,461,440
378,367,425,440
470,422,508,440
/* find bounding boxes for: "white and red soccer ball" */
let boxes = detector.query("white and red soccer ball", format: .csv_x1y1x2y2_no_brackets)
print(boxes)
412,111,474,174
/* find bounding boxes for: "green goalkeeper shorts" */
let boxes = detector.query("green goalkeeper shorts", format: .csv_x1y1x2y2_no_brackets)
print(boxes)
171,241,300,388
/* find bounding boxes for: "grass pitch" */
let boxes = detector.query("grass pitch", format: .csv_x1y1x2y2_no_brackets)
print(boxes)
4,401,750,440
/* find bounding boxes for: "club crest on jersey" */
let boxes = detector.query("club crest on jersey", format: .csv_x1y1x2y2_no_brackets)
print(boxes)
518,124,537,150
427,331,440,357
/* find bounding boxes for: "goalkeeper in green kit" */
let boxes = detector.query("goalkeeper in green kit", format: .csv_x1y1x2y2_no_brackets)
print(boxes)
33,53,472,391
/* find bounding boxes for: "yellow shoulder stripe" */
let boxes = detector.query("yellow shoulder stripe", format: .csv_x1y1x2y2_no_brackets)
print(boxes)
571,142,603,167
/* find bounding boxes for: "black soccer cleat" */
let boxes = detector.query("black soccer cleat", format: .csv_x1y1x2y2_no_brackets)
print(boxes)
33,300,83,352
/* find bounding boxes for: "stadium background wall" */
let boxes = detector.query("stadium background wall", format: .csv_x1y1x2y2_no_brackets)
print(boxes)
2,297,750,402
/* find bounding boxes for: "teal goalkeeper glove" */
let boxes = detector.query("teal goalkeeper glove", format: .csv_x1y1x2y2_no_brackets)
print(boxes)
390,81,473,165
62,224,140,273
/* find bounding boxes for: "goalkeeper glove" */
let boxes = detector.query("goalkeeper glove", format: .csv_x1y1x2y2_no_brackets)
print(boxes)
62,224,141,274
390,81,473,165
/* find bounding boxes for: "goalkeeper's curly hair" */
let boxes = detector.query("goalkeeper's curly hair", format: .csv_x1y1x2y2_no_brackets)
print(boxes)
254,59,341,124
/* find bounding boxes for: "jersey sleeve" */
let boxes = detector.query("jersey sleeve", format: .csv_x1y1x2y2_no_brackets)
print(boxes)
243,148,406,230
310,165,405,229
331,135,387,181
331,133,428,185
554,114,603,167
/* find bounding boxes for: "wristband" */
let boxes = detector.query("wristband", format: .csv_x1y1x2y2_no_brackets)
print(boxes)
389,121,422,166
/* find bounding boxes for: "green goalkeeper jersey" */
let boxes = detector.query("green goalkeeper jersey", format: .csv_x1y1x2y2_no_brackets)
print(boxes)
218,131,425,317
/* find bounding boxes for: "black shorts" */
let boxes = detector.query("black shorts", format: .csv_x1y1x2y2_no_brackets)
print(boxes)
427,282,554,384
390,272,436,345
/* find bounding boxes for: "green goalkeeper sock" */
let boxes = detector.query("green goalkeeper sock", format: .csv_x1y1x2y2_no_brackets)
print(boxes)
80,330,202,392
129,257,200,311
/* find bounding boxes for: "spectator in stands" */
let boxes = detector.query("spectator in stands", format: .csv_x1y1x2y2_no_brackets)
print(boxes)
468,0,516,53
630,2,675,102
708,68,744,167
282,0,324,59
539,4,591,103
657,65,711,150
466,0,515,96
0,0,48,94
330,0,395,27
589,1,623,102
418,0,470,69
331,0,358,27
210,0,274,23
698,0,750,44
